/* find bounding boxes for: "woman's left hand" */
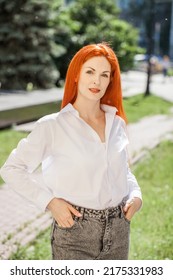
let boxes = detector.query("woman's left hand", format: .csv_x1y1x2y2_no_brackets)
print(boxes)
123,197,142,221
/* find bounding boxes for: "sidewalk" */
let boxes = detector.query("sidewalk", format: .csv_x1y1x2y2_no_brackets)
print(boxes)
0,88,63,111
121,71,173,102
0,71,173,259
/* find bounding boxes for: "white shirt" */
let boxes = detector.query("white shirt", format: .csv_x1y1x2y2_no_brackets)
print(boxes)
0,103,142,211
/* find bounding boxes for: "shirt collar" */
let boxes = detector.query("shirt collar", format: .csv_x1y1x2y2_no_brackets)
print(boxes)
60,103,118,116
100,104,118,115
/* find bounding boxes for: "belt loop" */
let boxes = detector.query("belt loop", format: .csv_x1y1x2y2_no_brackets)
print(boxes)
79,207,85,220
119,205,124,219
73,205,81,221
105,208,109,219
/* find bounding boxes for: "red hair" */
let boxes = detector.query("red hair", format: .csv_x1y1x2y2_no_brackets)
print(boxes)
61,42,127,122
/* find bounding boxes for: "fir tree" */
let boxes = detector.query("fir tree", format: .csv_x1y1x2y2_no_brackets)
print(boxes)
0,0,59,90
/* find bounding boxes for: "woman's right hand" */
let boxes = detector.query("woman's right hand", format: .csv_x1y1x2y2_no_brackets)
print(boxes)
47,198,82,228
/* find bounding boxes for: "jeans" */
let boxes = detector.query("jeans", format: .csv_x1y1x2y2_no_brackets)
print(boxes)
51,203,130,260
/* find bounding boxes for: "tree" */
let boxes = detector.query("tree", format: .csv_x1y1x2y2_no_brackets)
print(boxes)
84,19,141,71
49,1,82,85
144,0,155,96
127,0,156,96
0,0,59,90
69,0,119,34
52,0,142,82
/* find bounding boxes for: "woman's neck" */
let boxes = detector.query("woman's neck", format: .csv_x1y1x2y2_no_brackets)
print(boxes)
73,99,104,120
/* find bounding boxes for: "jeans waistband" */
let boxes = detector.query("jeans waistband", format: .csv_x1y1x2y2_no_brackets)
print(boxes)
73,201,125,219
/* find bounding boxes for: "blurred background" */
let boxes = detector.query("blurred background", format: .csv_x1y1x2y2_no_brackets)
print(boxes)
0,0,173,90
0,0,173,260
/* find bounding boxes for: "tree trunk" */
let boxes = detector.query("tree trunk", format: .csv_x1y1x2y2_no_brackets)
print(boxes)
145,0,155,97
145,57,153,96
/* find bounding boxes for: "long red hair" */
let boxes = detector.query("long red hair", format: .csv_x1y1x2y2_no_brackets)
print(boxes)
61,42,127,122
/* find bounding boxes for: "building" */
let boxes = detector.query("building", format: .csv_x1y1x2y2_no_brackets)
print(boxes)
117,0,173,59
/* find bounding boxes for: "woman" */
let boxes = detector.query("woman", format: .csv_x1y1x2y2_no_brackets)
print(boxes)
0,42,142,260
162,55,170,82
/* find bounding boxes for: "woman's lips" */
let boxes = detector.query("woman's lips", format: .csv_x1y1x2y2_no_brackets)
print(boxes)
89,88,100,93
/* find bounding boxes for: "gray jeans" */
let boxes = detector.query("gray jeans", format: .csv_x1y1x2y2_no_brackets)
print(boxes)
51,204,130,260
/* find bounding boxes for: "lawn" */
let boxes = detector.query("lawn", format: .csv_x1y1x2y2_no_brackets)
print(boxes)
129,140,173,259
10,140,173,260
123,94,172,123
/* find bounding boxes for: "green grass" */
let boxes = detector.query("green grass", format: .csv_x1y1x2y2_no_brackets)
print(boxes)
123,94,173,123
9,140,173,260
0,130,28,185
129,140,173,260
10,229,52,260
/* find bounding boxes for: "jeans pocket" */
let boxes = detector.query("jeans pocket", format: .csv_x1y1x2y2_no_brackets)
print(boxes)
50,219,56,243
123,215,131,224
55,220,78,231
120,207,131,224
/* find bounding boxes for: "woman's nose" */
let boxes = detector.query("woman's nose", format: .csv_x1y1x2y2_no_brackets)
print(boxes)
93,75,100,85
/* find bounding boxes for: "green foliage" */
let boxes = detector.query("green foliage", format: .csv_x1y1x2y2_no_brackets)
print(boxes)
69,0,119,34
68,0,141,71
0,0,144,88
84,20,142,71
49,1,82,84
51,0,142,81
0,0,59,90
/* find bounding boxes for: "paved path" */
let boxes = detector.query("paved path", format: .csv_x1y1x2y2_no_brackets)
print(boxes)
0,88,63,111
127,114,173,163
121,71,173,102
0,70,173,259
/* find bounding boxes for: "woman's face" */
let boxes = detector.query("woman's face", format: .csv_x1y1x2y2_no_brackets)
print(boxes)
77,56,111,102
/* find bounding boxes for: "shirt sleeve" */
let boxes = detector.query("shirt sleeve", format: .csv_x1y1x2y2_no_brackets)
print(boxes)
0,120,55,211
126,163,142,202
121,118,142,204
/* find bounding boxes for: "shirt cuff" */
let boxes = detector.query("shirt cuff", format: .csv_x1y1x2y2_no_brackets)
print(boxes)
36,191,56,212
128,191,143,211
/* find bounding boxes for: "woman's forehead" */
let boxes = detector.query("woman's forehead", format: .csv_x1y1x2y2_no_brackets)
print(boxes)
82,56,111,71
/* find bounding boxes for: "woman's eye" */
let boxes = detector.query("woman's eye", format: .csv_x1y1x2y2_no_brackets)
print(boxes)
86,70,93,74
102,73,109,78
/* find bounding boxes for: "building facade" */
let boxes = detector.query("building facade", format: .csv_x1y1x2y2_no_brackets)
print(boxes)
117,0,173,59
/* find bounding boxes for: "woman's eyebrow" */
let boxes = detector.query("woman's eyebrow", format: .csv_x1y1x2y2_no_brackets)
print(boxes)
85,67,95,71
85,67,111,73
